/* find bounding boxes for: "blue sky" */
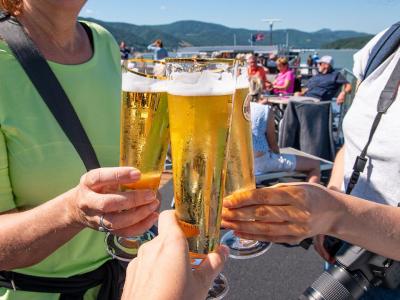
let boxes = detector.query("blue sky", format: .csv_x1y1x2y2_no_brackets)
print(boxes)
80,0,399,34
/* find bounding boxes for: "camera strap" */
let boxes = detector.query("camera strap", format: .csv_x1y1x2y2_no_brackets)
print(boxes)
0,15,100,171
346,56,400,194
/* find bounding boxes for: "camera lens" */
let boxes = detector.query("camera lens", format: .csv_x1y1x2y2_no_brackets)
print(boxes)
299,265,369,300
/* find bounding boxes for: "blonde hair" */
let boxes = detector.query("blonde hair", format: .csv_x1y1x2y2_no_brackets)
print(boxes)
276,57,289,66
0,0,23,16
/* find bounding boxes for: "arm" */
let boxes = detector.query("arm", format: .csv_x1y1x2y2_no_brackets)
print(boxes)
147,44,157,50
295,87,308,96
265,109,279,154
0,167,159,270
222,183,400,261
122,210,228,300
327,146,345,192
336,83,352,105
273,79,291,90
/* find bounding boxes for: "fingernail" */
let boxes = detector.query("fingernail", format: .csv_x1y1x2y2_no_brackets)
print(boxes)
129,170,141,179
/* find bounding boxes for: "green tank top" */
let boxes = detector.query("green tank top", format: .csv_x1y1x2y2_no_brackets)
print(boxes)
0,21,121,300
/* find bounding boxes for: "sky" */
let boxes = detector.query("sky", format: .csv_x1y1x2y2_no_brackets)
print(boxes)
80,0,399,34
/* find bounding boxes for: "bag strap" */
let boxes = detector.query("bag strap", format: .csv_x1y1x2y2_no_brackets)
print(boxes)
0,15,100,171
346,56,400,194
363,21,400,81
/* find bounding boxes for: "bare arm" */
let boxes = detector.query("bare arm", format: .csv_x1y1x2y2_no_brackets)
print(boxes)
337,83,353,104
295,87,308,96
327,146,345,192
0,191,82,270
222,183,400,261
265,109,279,154
329,188,400,260
273,79,291,90
0,167,159,271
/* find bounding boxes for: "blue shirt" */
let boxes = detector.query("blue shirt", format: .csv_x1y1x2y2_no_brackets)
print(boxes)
250,102,270,153
147,45,169,60
305,69,348,101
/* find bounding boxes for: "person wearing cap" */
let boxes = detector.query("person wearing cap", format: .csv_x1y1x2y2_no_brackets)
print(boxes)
296,55,352,104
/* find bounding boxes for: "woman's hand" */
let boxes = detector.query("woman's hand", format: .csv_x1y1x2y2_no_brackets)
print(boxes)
221,183,342,245
67,167,160,237
122,210,229,300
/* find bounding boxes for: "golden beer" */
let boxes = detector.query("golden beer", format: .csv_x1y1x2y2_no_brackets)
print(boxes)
168,93,232,261
225,87,255,195
120,90,169,190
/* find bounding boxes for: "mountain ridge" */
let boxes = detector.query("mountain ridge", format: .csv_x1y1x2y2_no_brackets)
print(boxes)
79,17,371,50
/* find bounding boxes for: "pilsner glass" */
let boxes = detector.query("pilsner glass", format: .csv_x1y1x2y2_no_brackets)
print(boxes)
105,59,170,261
220,69,272,259
166,58,236,299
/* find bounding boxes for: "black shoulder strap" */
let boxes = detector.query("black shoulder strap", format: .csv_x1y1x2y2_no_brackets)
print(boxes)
363,21,400,81
346,55,400,194
0,16,100,171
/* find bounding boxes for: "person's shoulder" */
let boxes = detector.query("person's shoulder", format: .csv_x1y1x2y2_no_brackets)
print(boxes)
257,66,266,74
287,70,295,78
80,20,120,64
352,27,390,79
80,20,117,45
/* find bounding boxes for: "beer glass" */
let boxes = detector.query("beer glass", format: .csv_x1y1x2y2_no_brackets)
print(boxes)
220,68,272,259
105,59,169,261
166,58,236,299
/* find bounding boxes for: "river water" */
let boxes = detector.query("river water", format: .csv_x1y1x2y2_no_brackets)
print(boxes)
300,49,358,71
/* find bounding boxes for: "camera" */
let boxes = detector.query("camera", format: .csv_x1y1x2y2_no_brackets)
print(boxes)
299,238,400,300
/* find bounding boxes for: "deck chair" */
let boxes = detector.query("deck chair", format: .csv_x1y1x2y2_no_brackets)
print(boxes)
278,101,335,162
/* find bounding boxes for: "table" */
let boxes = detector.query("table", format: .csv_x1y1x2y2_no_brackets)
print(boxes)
264,95,320,105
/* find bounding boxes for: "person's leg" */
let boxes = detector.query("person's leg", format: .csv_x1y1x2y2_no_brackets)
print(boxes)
294,155,320,183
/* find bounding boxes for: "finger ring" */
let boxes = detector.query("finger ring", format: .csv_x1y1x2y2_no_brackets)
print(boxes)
98,215,112,232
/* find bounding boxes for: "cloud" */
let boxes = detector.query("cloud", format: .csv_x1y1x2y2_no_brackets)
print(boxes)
160,5,167,11
85,8,94,14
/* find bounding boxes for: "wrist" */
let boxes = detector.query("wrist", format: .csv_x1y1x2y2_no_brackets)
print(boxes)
64,187,85,229
323,188,349,236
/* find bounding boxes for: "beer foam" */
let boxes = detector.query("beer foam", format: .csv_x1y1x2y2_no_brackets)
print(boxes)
171,72,201,83
122,71,166,93
237,74,249,89
167,71,235,96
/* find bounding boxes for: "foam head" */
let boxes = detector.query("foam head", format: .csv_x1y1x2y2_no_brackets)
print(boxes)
237,73,249,89
122,71,166,93
167,70,235,96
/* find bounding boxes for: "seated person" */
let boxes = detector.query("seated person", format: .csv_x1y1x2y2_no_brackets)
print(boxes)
247,54,270,91
266,57,295,95
296,55,352,104
251,100,320,183
266,53,278,73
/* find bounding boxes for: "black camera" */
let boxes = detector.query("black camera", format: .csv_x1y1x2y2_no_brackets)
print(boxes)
299,238,400,300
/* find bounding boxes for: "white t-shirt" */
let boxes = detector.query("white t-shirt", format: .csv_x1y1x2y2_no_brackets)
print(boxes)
342,28,400,206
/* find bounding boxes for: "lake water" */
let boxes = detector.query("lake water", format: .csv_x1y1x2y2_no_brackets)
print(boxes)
300,49,358,71
149,48,358,71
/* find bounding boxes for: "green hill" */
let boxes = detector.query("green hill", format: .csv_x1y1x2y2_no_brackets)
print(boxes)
321,35,374,49
79,17,371,51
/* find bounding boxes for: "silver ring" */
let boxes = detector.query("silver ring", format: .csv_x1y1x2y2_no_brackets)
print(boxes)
98,215,112,232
